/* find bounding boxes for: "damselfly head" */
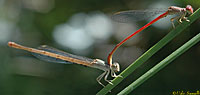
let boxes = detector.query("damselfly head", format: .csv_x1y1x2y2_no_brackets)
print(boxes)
186,5,193,14
111,62,120,72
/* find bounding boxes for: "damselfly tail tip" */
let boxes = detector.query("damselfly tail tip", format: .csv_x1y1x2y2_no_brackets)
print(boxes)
8,41,15,47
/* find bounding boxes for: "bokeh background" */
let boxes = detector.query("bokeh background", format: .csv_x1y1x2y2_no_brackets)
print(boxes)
0,0,200,95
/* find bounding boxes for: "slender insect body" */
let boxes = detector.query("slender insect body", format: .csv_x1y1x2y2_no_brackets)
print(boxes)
8,42,119,87
108,5,194,65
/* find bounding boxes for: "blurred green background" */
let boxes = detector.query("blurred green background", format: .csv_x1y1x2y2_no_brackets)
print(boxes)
0,0,200,95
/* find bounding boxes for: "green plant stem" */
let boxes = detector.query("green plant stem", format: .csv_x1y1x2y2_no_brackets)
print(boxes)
97,8,200,95
118,32,200,95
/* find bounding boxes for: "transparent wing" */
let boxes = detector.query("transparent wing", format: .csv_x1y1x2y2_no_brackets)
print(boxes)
32,45,94,64
111,9,166,23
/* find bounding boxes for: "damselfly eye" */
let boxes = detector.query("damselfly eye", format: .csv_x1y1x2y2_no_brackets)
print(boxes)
186,5,193,14
112,62,120,72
